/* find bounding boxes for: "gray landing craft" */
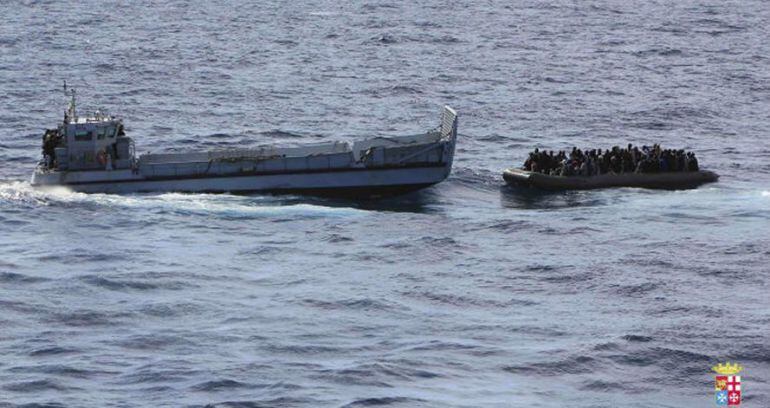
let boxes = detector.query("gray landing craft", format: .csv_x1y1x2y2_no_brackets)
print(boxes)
32,92,458,197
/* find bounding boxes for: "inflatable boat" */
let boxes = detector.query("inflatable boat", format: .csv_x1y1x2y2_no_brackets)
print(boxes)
502,168,718,190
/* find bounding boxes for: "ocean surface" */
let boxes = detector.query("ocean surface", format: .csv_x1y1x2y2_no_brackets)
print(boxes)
1,1,769,407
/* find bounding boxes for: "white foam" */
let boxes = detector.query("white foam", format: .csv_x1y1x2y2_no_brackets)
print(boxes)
0,181,70,206
0,181,366,219
133,194,367,219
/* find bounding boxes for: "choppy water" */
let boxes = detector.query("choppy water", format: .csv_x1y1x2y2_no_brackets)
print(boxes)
1,1,769,407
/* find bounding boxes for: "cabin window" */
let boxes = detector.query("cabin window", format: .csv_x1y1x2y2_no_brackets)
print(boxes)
74,130,93,141
106,125,115,138
97,128,106,140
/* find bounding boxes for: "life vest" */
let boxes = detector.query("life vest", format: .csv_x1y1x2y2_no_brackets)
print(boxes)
97,149,108,166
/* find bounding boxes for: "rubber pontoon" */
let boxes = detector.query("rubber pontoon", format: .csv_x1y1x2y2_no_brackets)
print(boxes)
502,168,719,190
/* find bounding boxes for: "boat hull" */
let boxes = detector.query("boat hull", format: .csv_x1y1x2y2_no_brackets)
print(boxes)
502,168,719,190
32,165,450,198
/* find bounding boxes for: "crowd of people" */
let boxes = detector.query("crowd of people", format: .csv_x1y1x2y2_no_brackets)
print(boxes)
522,144,699,176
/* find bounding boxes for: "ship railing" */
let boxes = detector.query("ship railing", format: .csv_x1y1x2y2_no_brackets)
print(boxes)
439,106,458,142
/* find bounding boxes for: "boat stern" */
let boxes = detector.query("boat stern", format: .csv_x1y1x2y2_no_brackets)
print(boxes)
30,166,64,187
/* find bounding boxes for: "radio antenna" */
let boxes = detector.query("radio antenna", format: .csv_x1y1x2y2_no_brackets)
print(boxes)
63,80,76,123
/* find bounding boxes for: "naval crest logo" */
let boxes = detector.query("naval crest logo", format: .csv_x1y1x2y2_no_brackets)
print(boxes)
712,362,743,406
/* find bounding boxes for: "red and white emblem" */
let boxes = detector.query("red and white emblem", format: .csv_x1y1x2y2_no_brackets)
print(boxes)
727,376,741,406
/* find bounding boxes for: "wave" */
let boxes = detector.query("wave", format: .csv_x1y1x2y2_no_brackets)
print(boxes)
504,355,598,376
255,129,306,139
605,346,713,379
632,48,684,57
237,245,287,257
45,310,128,327
342,397,426,407
2,379,75,392
114,334,195,351
138,302,203,318
78,275,163,291
0,299,44,315
611,282,661,297
450,167,501,191
465,219,535,233
323,233,354,243
205,397,322,407
730,343,770,363
191,379,251,392
28,346,80,357
0,272,49,284
262,343,347,355
370,85,423,96
317,362,441,388
0,181,53,207
121,364,201,384
579,379,645,393
38,252,129,263
401,290,517,308
0,181,368,219
6,364,116,379
300,298,404,313
369,33,398,45
622,334,653,343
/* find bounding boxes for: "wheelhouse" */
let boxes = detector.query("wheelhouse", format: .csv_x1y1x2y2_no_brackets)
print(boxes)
40,89,135,171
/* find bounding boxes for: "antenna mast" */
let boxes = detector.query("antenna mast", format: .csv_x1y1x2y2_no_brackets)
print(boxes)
63,80,76,123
